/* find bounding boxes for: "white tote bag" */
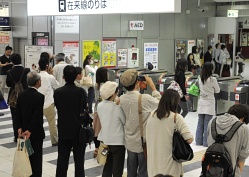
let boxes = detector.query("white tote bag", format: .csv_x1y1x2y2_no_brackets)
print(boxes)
12,139,32,177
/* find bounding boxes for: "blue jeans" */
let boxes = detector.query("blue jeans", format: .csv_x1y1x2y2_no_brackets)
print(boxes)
195,114,213,147
127,150,148,177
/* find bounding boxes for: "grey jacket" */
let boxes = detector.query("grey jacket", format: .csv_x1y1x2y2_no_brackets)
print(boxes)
207,114,249,177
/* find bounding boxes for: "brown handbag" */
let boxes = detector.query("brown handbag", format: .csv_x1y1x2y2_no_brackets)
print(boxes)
138,94,147,159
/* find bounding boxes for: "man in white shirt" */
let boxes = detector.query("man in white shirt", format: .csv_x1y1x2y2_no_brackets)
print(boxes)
38,57,60,146
119,69,161,177
53,53,69,87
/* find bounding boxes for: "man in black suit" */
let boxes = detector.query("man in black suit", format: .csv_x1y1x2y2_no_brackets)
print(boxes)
204,45,213,63
54,65,88,177
6,53,30,142
16,71,45,177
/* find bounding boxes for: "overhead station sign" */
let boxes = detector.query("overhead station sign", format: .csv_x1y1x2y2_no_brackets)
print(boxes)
27,0,179,16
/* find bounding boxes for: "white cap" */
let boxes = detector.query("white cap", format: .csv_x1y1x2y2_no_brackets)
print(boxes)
100,81,118,100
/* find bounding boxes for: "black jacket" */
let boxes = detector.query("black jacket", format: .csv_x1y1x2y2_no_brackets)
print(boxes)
175,70,186,102
6,66,30,103
16,88,45,140
204,51,212,63
54,83,87,140
0,54,12,75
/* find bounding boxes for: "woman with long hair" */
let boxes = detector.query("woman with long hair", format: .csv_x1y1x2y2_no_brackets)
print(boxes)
196,62,220,147
192,46,201,75
93,67,109,158
174,58,189,118
146,89,193,177
187,53,196,75
83,55,98,114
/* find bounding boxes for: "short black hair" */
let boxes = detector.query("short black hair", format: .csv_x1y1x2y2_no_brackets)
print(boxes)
215,43,220,49
38,58,49,71
208,45,212,51
227,104,249,124
75,67,82,75
5,46,12,51
123,77,138,91
63,65,77,84
40,52,49,60
10,53,21,65
221,44,226,50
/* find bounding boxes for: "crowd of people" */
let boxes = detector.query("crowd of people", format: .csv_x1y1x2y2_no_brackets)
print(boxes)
0,44,248,177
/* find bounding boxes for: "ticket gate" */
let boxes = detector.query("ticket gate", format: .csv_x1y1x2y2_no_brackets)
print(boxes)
216,76,242,115
139,70,167,94
232,80,249,105
156,71,193,95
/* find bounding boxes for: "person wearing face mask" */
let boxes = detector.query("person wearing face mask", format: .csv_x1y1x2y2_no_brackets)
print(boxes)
0,46,13,95
83,55,97,115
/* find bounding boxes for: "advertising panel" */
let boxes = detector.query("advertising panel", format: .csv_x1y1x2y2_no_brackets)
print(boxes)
63,41,79,66
82,40,101,62
102,39,116,67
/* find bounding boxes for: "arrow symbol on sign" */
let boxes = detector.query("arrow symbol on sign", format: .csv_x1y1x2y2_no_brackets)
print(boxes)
229,13,231,16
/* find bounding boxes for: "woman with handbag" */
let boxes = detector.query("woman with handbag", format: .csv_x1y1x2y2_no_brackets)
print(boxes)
93,67,108,158
174,58,189,118
146,89,193,177
196,62,220,147
83,55,97,115
97,81,126,177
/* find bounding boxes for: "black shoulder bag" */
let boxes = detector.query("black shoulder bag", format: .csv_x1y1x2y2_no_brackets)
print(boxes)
172,113,194,163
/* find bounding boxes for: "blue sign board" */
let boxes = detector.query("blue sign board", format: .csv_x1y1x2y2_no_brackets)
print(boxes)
0,17,9,26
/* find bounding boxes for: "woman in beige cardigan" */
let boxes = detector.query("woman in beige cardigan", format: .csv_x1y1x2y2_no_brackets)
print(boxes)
146,89,193,177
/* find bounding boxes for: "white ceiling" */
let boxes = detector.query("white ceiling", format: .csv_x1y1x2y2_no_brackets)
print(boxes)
213,0,249,2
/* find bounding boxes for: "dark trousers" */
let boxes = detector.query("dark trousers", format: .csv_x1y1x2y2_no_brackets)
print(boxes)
10,107,18,140
102,145,126,177
215,63,221,75
238,62,244,74
88,87,94,113
56,139,86,177
30,139,43,177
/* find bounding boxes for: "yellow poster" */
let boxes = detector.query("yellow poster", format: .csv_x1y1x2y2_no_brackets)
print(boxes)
102,40,116,67
82,40,101,62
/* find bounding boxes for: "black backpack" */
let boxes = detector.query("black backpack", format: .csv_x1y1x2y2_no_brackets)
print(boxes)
201,117,243,177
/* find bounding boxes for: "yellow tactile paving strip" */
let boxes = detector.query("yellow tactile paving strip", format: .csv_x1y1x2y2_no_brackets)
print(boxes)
122,150,206,177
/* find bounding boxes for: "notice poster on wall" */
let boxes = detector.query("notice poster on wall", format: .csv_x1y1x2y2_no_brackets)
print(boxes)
197,39,205,55
175,39,187,61
128,48,139,68
102,39,117,67
187,40,196,55
118,49,128,67
241,32,248,46
25,45,53,70
82,40,101,62
62,41,79,66
55,16,79,34
144,43,158,70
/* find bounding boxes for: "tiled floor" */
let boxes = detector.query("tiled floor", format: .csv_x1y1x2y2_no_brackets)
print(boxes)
0,60,249,177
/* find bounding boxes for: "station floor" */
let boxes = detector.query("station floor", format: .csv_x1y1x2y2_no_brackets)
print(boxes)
0,61,249,177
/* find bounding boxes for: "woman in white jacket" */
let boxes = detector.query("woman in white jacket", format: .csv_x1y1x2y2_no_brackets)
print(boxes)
196,62,220,147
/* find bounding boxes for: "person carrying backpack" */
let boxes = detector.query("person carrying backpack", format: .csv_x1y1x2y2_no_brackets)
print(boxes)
6,53,30,142
202,104,249,177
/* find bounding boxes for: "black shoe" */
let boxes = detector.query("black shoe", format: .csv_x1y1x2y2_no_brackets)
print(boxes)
52,142,58,146
0,113,4,116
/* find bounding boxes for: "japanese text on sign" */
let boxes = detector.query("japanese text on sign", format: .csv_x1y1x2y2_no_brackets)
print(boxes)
65,0,107,11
